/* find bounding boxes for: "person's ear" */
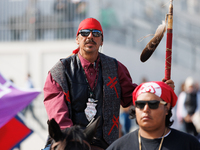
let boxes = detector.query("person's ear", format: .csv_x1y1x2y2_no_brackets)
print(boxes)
165,103,170,115
100,41,103,46
76,36,79,45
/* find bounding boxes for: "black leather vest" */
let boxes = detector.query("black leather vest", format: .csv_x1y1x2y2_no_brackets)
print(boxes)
50,53,121,145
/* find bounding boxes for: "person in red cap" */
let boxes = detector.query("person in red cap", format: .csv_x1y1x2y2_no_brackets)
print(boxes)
107,81,200,150
43,18,175,150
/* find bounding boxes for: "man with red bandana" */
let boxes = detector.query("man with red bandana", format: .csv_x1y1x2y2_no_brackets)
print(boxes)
107,81,200,150
43,18,174,150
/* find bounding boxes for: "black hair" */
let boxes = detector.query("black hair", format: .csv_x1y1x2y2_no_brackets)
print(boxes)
165,107,174,127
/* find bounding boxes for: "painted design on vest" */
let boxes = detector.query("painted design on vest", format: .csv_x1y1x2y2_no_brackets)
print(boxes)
64,91,70,103
106,76,119,98
108,115,119,135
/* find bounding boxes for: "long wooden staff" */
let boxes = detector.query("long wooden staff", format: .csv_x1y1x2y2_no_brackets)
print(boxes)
140,0,174,80
165,0,173,80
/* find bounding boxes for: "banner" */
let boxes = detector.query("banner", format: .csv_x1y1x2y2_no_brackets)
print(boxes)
0,72,41,128
0,116,33,150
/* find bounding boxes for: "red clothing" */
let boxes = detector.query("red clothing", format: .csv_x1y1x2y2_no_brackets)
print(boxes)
78,53,100,89
43,54,137,129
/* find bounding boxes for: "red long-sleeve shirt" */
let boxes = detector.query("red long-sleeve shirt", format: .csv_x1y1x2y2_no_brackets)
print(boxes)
44,53,137,129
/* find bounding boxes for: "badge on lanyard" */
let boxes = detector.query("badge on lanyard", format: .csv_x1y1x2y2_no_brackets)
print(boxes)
85,98,98,121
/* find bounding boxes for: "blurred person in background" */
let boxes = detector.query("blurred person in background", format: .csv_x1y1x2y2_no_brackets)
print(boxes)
107,81,200,150
53,0,68,38
53,0,76,39
176,76,200,137
22,73,45,130
25,0,43,40
43,18,175,150
119,106,132,137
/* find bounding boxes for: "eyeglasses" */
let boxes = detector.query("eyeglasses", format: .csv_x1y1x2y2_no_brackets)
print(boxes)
135,100,167,109
79,29,102,37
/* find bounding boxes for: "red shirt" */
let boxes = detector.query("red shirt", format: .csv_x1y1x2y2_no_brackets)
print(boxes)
78,53,100,90
43,54,137,129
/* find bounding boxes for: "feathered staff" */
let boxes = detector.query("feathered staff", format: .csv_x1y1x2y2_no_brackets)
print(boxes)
165,1,173,80
140,0,173,80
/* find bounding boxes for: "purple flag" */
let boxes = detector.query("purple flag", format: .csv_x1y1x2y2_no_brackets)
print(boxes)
0,72,41,128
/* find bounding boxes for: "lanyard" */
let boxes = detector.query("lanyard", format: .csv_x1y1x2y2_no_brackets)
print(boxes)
81,58,100,98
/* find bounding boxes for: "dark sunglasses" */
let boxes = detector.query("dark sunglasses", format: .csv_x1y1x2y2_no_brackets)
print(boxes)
79,29,102,37
135,100,167,109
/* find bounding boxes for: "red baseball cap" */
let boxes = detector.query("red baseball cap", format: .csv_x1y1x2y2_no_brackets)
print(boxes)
76,18,103,37
132,81,177,107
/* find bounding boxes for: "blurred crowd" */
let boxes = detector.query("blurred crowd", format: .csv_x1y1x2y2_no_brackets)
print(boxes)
176,76,200,139
9,0,87,41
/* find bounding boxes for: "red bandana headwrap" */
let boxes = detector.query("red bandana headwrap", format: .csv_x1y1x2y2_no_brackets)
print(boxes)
132,81,177,107
76,18,103,37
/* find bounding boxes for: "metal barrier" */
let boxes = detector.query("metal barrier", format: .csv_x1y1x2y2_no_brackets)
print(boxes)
0,0,87,41
0,0,200,72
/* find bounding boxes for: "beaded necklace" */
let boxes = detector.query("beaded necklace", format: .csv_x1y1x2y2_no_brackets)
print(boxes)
138,128,167,150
